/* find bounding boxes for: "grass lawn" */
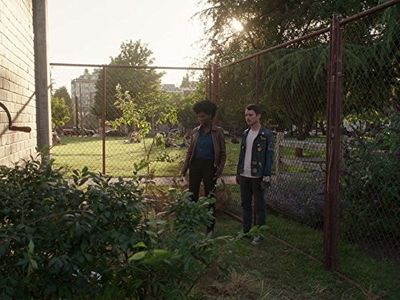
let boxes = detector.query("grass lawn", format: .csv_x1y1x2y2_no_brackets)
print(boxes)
51,136,241,177
204,185,400,299
51,136,325,177
196,214,364,299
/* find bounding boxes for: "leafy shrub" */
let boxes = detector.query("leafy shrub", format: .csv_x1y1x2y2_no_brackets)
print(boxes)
0,155,221,299
341,112,400,246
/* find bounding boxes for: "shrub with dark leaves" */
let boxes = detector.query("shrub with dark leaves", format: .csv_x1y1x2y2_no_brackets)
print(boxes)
342,112,400,249
0,155,221,299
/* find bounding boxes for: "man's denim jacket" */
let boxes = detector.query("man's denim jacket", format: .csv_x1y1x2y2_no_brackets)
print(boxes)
237,127,275,177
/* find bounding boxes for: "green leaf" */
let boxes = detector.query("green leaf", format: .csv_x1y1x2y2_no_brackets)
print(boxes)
0,242,8,257
28,240,35,254
30,258,38,270
133,241,147,249
129,251,147,261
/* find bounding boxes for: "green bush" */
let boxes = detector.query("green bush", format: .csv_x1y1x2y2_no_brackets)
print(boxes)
342,112,400,244
0,155,221,299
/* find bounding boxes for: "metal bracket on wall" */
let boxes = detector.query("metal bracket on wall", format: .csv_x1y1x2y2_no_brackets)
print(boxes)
0,102,31,133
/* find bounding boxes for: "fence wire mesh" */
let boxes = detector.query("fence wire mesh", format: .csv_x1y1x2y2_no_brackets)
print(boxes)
339,4,400,280
50,65,208,179
219,33,329,261
50,66,103,173
220,3,400,296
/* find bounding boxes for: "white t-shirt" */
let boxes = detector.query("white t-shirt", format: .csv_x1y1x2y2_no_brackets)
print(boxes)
241,129,259,178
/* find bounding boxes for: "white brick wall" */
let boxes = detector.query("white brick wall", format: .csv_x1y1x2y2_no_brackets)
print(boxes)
0,0,37,166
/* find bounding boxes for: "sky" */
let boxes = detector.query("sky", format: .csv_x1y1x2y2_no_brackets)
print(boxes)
47,0,209,89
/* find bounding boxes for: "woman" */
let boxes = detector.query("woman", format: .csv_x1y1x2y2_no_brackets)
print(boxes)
180,100,226,234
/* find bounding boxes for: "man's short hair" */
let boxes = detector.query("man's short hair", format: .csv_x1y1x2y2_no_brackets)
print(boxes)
246,104,264,115
193,100,218,118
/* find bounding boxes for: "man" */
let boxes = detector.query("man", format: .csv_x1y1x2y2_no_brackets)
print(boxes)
236,104,274,245
180,100,226,234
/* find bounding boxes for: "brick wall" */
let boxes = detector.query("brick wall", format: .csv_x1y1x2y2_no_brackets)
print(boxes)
0,0,37,166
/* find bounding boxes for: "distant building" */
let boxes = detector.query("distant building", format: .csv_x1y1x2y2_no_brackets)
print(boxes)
161,82,197,95
161,84,181,93
71,69,99,129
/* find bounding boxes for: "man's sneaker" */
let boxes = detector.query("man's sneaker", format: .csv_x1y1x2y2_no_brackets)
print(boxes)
251,236,262,245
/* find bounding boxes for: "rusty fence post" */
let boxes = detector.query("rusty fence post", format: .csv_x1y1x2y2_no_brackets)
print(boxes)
324,15,343,271
102,66,107,175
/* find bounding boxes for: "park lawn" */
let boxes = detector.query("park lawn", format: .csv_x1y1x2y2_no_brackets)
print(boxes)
52,136,241,177
205,185,400,300
51,135,326,177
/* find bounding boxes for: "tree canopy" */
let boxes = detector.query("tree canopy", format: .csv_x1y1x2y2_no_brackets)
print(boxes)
53,86,73,127
51,97,70,130
198,0,400,137
92,40,163,121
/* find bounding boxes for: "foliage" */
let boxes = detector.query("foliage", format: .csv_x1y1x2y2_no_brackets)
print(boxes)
177,73,208,132
51,97,71,130
130,188,223,299
110,84,178,178
202,209,400,299
0,155,223,299
341,111,400,243
198,0,400,140
110,84,148,134
92,40,163,121
53,86,73,127
218,60,255,134
262,47,328,138
198,0,384,61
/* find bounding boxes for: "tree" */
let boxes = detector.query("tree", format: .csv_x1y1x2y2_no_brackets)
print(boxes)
53,86,73,127
180,74,191,89
110,84,178,177
198,0,381,61
197,0,400,146
92,40,163,121
51,97,70,131
177,73,208,132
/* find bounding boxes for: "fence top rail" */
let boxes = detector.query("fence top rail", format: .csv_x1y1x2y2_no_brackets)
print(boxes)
49,62,209,71
219,0,400,70
220,27,330,69
340,0,400,25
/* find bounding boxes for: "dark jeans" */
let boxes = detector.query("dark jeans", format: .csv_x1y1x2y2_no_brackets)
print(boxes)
189,158,216,232
239,176,265,234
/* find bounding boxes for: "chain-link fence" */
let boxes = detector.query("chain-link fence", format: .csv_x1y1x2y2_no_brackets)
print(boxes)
49,64,209,179
218,30,330,261
338,4,400,290
217,1,400,297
